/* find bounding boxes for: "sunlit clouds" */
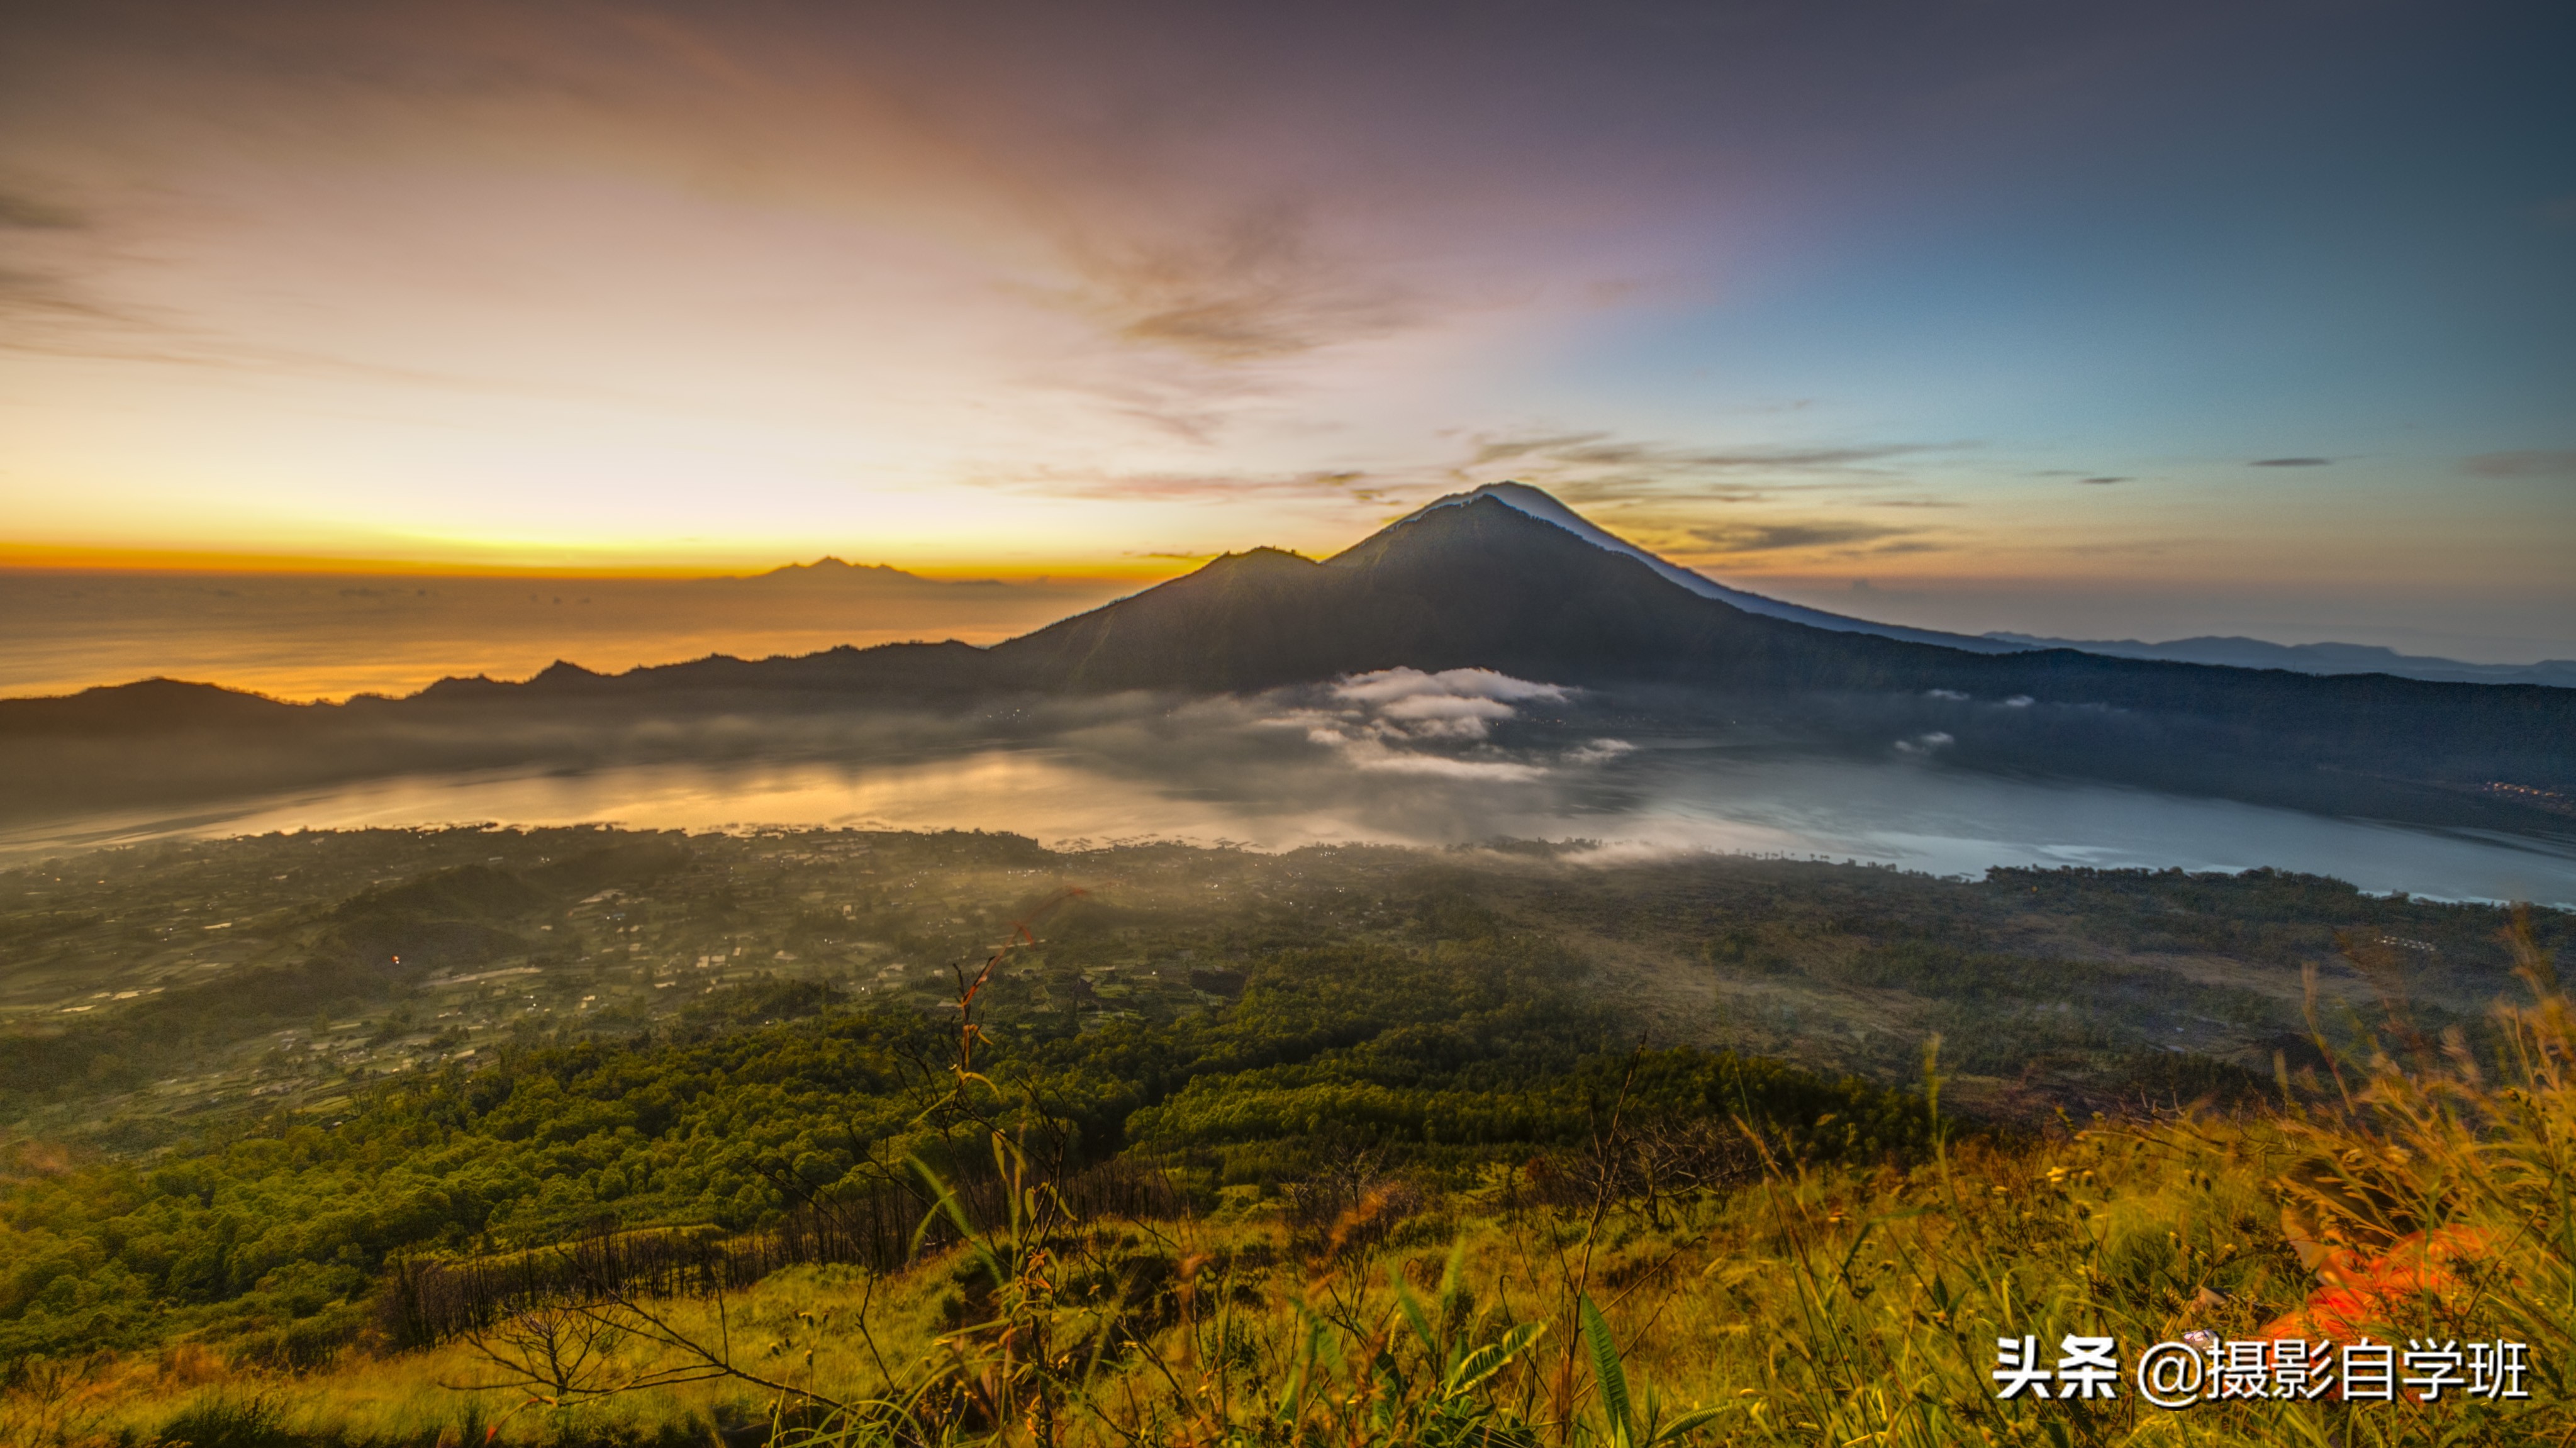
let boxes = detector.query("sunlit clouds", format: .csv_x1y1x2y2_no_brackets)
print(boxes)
1249,667,1609,782
0,0,2569,653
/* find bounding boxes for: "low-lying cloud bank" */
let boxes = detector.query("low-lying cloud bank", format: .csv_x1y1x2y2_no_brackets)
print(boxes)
1249,667,1624,781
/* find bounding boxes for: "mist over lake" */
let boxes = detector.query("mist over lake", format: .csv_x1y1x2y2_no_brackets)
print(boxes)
11,708,2569,906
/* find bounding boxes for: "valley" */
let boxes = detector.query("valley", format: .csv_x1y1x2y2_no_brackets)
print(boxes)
7,826,2555,1153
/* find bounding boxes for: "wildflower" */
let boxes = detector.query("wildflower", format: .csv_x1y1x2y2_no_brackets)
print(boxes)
2251,1225,2495,1344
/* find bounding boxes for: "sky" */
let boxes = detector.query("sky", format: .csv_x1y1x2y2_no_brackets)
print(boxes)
2,0,2571,660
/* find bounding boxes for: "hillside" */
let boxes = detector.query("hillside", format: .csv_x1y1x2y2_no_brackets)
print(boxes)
3,826,2571,1446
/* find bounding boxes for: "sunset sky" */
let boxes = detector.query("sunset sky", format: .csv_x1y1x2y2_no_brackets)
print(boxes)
3,0,2570,658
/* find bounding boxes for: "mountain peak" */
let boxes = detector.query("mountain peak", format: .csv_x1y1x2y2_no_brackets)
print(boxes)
727,558,1011,591
1397,481,2024,654
527,660,611,689
1194,546,1316,574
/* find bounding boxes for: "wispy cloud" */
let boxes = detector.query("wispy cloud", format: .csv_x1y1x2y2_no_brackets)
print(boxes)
0,265,111,322
1683,520,1925,554
1460,430,1948,487
2253,457,2332,467
2462,450,2576,479
1057,199,1422,364
968,465,1390,507
1434,432,1973,549
0,190,84,230
0,184,118,341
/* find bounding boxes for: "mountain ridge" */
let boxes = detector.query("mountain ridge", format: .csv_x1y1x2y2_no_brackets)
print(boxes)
1982,630,2576,688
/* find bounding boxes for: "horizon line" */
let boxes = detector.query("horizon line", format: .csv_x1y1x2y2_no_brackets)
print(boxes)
0,542,1185,584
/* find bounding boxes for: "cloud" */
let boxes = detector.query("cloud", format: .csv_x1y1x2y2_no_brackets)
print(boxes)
2462,450,2576,479
1371,693,1520,737
2048,535,2205,555
1461,432,1951,489
1322,736,1549,779
0,265,109,320
0,187,109,337
1561,738,1634,766
1057,199,1423,364
1893,730,1953,754
0,0,1510,463
1683,520,1921,553
1559,481,1776,506
0,191,84,230
1437,435,1975,564
2077,476,2131,485
1561,442,1928,472
1330,667,1568,708
2253,457,2332,467
0,262,152,359
969,465,1385,505
1325,667,1568,739
1465,433,1611,469
1269,667,1576,777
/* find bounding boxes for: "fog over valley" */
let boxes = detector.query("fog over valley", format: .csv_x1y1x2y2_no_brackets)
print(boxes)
7,669,2569,905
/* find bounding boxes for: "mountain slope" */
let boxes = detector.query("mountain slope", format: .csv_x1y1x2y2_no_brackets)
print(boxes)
1443,480,2570,687
988,504,1830,691
1408,482,2025,653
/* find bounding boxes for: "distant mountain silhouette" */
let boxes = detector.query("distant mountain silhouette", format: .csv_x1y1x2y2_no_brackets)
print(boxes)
1982,631,2576,689
707,557,1017,593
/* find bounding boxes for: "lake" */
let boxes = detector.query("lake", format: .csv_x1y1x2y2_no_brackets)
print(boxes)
8,736,2570,906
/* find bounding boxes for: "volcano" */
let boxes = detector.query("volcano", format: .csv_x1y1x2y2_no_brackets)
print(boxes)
994,488,2039,692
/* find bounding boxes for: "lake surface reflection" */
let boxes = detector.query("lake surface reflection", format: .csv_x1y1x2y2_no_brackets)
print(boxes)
10,740,2571,906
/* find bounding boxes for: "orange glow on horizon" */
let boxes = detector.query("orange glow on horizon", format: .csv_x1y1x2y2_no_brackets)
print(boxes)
0,540,1193,587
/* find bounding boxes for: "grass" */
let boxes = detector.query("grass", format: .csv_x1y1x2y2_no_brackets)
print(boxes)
7,916,2571,1447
